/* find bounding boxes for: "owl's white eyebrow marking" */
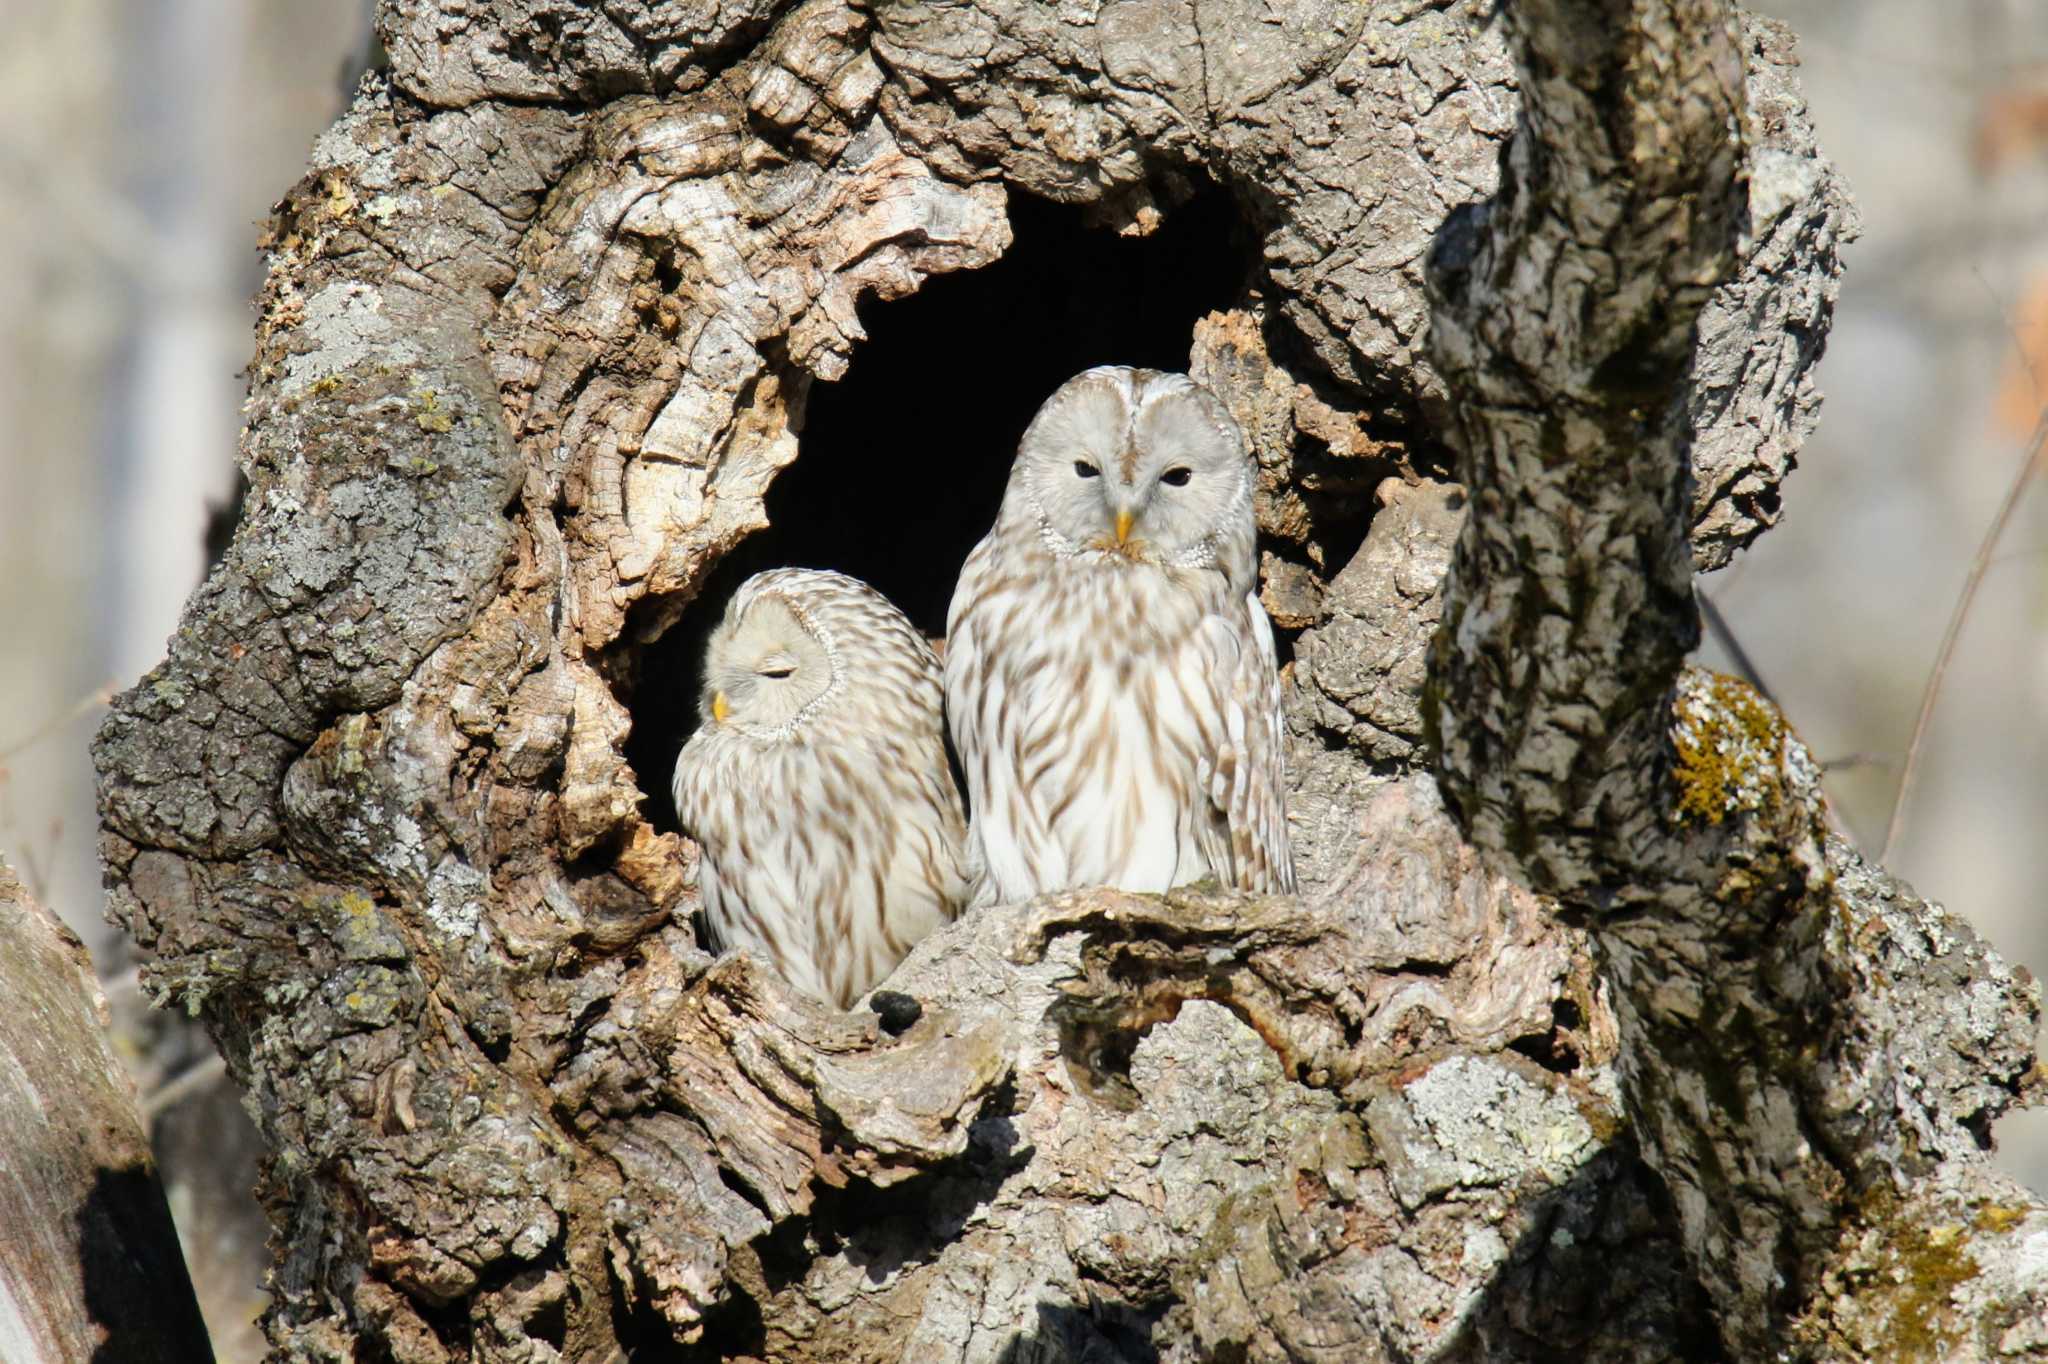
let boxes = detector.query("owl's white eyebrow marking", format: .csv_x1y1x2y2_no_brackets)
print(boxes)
1117,373,1151,482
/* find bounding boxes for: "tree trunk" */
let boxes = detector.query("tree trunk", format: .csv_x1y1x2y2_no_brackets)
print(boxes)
90,0,2046,1360
0,859,214,1363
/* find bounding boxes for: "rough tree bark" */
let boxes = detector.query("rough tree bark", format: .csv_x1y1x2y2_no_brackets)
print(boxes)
0,859,213,1363
88,1,2044,1362
1423,3,2048,1357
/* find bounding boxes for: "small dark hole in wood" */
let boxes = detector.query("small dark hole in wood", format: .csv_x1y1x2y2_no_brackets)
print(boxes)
1508,996,1585,1076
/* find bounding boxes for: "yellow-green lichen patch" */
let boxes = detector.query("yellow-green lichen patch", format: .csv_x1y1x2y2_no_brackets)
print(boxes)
1973,1202,2030,1235
1880,1220,1980,1360
1810,1193,1987,1362
1670,670,1785,825
327,891,410,965
412,388,454,434
334,712,371,779
334,965,408,1029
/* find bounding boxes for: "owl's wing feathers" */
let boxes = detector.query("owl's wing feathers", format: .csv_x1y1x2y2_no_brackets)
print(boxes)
802,738,959,1006
672,741,835,1001
870,732,973,939
1190,593,1296,895
944,532,1070,908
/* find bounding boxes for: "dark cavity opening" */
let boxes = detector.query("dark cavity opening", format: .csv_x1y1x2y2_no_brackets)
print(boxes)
758,186,1256,635
623,185,1258,833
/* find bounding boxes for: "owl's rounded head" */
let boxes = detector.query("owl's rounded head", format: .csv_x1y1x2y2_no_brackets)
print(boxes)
699,578,841,737
1012,366,1254,581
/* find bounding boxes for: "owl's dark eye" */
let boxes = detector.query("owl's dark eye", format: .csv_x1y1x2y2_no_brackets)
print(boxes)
1073,460,1101,479
1160,467,1192,487
759,664,795,679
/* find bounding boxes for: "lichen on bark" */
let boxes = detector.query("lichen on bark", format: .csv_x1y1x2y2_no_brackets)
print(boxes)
1424,1,2046,1358
86,0,2042,1360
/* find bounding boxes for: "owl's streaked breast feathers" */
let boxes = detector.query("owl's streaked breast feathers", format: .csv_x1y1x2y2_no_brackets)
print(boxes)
945,366,1295,905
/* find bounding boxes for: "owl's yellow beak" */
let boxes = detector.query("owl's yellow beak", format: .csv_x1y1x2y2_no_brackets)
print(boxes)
1114,509,1135,545
711,692,730,724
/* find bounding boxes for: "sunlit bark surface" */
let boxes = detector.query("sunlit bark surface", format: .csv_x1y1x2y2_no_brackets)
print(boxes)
92,1,2045,1360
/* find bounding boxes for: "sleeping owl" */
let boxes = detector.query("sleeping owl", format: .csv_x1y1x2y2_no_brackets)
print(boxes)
672,568,973,1008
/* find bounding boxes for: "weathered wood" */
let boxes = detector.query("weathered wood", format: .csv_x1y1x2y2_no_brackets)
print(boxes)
0,859,213,1363
1425,1,2047,1358
85,0,2042,1360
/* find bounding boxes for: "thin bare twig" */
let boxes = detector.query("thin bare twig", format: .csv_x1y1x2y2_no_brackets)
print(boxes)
1883,405,2048,863
0,683,116,764
1820,753,1897,773
142,1054,230,1123
1973,264,2044,399
1695,588,1874,842
7,818,61,906
1884,273,2048,863
0,684,111,901
1696,588,1777,707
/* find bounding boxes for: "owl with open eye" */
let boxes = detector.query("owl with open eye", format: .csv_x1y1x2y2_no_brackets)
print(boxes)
945,365,1295,904
671,569,973,1008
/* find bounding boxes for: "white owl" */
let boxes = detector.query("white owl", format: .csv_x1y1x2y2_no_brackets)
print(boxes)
671,569,972,1008
945,365,1295,904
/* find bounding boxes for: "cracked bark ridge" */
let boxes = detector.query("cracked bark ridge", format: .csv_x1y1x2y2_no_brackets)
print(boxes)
377,0,789,106
1293,476,1465,763
686,776,1723,1363
1683,17,1855,572
85,0,1872,1358
0,860,213,1363
1425,2,2046,1358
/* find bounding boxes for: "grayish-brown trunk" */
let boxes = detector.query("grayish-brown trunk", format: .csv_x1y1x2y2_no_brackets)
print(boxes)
89,0,2044,1360
0,859,214,1363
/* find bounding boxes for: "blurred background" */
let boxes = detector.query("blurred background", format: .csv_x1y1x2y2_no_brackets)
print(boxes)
0,0,2043,1354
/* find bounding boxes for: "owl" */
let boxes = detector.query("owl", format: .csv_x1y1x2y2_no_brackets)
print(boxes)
945,365,1295,904
671,568,973,1008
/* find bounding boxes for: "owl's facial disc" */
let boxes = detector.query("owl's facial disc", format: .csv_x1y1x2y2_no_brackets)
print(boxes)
702,595,835,734
1020,368,1247,566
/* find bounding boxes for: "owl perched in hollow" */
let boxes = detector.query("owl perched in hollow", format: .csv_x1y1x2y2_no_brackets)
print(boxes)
671,569,973,1008
945,366,1295,904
